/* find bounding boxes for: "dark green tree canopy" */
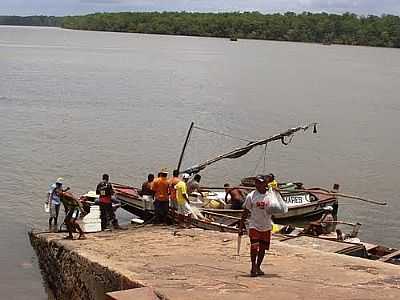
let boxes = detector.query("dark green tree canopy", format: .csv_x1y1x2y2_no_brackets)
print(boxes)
1,12,399,48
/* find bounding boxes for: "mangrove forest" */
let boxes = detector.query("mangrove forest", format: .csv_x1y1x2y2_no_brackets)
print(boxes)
1,12,400,48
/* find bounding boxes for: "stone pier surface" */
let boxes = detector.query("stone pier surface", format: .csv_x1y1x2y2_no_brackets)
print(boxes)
30,226,400,300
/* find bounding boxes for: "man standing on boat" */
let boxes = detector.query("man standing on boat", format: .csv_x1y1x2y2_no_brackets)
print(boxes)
169,170,180,211
187,174,201,194
140,173,155,197
224,183,245,210
305,206,336,235
239,174,274,277
151,169,170,224
96,174,116,230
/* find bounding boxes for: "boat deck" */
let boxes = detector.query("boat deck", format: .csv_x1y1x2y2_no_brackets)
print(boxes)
34,225,400,300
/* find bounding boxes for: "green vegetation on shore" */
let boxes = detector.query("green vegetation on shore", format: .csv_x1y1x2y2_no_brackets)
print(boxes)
1,12,400,48
0,15,62,27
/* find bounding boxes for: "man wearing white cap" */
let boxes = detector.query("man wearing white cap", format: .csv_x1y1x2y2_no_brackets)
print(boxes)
46,178,69,230
305,206,335,236
319,206,335,234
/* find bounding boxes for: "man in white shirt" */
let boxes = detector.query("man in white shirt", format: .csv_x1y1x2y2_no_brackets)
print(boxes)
239,174,274,277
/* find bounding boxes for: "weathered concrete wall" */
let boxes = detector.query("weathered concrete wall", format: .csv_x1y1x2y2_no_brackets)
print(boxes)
29,231,142,300
29,226,400,300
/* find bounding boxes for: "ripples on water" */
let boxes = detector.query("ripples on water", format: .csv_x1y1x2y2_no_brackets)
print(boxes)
1,26,399,299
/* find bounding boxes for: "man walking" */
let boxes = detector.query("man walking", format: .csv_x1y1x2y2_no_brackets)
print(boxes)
96,174,117,230
61,191,86,240
239,174,274,277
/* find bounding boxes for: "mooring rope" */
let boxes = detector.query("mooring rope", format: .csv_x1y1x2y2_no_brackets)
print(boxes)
193,125,254,143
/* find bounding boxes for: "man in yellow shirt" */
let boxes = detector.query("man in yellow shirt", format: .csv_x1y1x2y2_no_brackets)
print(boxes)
175,173,190,227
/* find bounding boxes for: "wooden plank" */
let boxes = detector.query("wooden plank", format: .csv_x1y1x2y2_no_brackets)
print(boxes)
106,287,159,300
378,249,400,262
282,235,360,253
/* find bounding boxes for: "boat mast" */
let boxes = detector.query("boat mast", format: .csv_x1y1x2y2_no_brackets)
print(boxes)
177,122,194,173
181,122,318,175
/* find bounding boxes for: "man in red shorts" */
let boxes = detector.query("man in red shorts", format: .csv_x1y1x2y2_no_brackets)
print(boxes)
239,174,274,277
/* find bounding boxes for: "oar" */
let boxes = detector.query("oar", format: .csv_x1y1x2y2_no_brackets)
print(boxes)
237,233,242,256
313,220,361,227
294,190,387,206
111,182,135,189
200,186,387,206
201,186,253,190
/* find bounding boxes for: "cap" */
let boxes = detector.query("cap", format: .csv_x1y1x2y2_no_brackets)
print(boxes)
160,168,168,174
323,206,333,212
56,177,64,184
255,175,266,182
182,173,190,179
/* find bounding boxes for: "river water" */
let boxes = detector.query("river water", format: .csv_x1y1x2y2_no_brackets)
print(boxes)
0,26,399,299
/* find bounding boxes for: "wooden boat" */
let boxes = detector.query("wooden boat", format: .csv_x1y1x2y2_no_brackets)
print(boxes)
198,185,338,222
279,234,400,266
174,122,337,221
114,185,399,266
113,185,239,233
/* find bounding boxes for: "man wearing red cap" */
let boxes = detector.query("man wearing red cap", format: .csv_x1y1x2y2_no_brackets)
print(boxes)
239,174,274,277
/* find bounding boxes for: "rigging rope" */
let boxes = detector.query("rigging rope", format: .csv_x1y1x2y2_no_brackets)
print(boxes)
193,125,254,143
263,144,268,173
252,144,269,175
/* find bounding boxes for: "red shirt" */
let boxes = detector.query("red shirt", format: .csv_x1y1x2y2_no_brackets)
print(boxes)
151,177,169,201
169,177,180,201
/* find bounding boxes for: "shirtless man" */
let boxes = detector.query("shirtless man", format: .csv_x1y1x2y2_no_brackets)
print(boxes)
60,191,86,240
224,183,244,210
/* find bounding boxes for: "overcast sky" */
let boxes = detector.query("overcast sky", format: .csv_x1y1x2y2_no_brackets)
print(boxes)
1,0,399,16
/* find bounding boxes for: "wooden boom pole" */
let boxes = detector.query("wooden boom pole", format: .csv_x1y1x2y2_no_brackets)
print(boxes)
177,121,194,173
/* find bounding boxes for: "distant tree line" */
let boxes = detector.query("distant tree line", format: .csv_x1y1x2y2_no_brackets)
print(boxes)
0,15,62,27
1,12,400,48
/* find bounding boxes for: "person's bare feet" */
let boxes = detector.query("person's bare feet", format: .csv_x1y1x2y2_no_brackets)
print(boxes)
78,234,86,240
257,268,265,276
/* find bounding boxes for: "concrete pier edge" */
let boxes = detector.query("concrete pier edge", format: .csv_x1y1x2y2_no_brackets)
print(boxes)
29,226,400,300
29,230,166,300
